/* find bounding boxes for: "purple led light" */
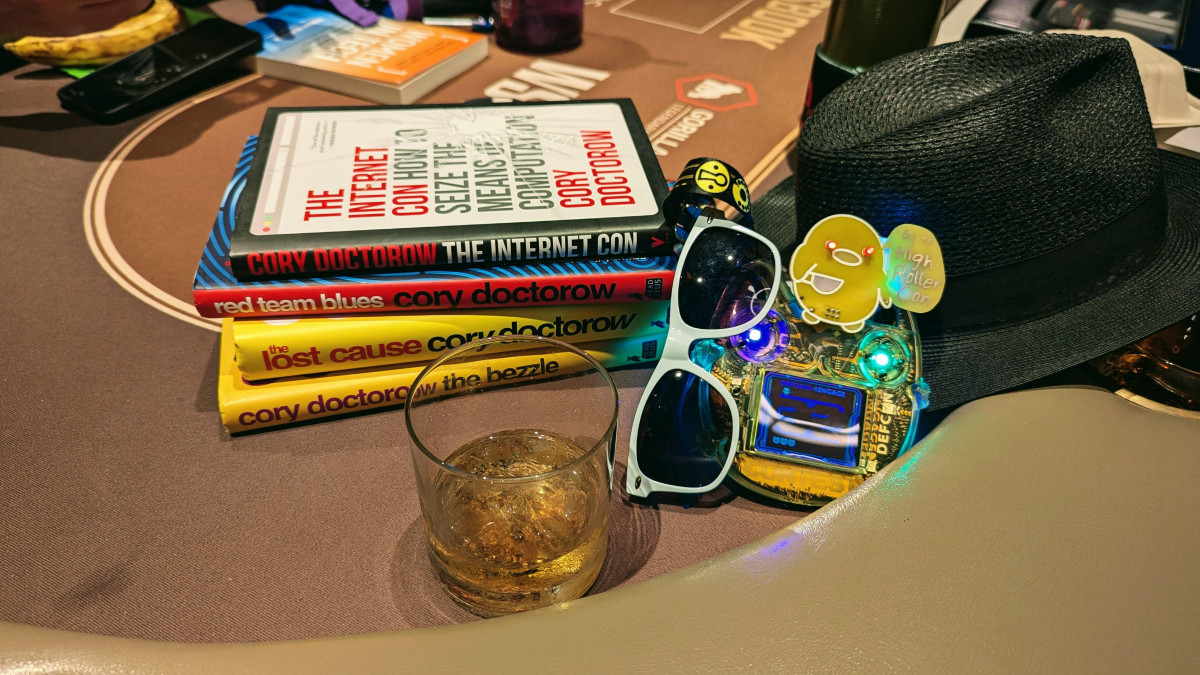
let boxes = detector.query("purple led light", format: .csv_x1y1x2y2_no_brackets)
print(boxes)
732,309,788,362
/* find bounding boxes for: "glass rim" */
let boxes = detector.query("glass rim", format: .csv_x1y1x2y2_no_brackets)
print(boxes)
404,334,620,483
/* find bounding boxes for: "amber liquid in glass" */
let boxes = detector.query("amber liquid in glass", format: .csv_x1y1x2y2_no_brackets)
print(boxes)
427,429,608,616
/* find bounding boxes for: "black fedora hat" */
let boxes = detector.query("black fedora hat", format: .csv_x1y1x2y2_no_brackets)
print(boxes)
754,33,1200,411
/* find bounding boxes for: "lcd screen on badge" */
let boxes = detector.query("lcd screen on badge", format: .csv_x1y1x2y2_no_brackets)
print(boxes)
755,372,863,467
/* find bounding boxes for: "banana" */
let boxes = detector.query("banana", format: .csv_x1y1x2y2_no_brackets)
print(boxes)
3,0,184,67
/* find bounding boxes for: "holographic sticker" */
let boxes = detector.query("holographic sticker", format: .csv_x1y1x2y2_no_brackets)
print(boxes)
883,223,945,313
788,214,890,333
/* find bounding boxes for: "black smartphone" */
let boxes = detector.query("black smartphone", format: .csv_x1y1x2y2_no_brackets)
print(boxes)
57,17,263,125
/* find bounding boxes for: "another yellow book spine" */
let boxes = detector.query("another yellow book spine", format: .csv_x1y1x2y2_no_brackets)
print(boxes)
218,318,665,433
232,301,669,380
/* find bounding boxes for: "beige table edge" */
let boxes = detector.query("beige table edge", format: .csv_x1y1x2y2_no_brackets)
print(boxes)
2,385,1198,673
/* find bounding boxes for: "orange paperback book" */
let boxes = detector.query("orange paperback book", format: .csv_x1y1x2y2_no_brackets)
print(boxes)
246,5,487,104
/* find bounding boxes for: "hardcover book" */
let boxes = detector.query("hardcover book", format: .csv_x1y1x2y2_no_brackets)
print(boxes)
232,300,669,379
194,136,675,318
230,99,672,280
217,319,666,433
246,5,488,105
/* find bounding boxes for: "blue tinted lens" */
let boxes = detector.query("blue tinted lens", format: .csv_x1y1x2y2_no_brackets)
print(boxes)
677,227,776,330
635,369,733,488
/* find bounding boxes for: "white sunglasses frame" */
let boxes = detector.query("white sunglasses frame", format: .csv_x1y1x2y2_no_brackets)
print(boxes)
625,215,783,497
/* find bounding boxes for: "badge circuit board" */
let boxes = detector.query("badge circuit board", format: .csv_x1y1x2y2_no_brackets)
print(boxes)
704,281,923,506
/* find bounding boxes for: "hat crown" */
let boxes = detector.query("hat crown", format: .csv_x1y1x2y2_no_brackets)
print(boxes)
796,34,1163,278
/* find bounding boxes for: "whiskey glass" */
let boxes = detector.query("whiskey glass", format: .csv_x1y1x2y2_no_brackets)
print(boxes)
405,336,617,617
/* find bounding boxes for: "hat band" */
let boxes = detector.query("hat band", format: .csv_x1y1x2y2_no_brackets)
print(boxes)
922,179,1169,335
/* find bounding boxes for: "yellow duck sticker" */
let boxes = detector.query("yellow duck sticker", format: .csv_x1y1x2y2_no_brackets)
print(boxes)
789,214,944,332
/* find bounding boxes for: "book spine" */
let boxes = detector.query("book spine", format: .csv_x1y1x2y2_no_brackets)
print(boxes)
220,333,666,433
233,301,669,380
227,221,672,281
194,269,673,318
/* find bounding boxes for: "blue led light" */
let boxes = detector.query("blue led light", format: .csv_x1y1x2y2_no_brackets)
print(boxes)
731,310,789,363
872,352,891,367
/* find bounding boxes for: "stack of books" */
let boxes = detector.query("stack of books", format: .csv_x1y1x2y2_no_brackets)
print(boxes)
195,100,677,432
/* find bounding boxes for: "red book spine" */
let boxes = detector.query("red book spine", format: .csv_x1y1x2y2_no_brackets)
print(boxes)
193,270,672,318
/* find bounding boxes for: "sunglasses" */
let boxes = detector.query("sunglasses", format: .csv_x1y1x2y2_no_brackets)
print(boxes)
625,213,782,497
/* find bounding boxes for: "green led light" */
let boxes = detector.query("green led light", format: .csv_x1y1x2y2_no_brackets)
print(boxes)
856,330,912,386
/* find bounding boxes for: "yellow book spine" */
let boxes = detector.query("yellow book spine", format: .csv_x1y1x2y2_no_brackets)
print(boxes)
232,301,669,380
218,318,665,433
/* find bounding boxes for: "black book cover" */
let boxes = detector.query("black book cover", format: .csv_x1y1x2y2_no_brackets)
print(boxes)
230,99,672,281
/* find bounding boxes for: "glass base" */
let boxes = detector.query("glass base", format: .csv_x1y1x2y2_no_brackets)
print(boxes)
428,546,605,618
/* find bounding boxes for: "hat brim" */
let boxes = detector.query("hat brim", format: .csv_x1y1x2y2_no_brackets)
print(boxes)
753,148,1200,411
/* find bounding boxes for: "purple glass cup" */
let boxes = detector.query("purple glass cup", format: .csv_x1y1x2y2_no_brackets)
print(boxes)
495,0,584,53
